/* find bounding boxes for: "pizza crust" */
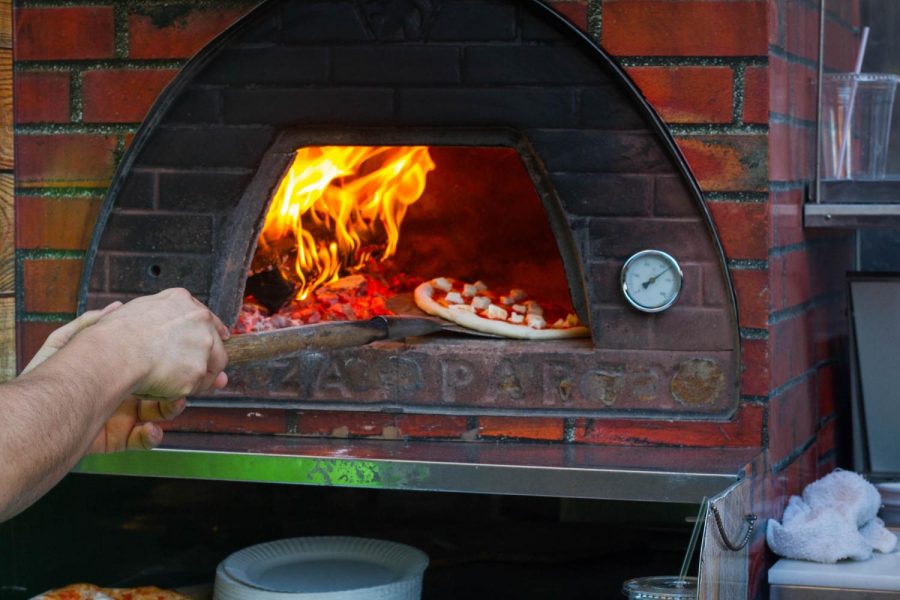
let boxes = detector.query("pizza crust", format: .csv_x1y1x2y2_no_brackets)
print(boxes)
414,282,589,340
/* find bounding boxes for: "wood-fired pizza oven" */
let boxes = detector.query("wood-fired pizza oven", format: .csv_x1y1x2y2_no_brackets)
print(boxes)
79,0,739,422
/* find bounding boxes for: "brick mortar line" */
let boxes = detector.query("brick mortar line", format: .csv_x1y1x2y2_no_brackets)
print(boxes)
728,259,768,270
17,249,86,260
16,124,139,135
768,180,808,192
114,2,130,60
706,192,768,203
818,411,839,429
770,113,816,130
817,447,837,463
740,395,769,405
586,0,601,41
18,313,76,323
732,62,746,126
768,45,819,71
617,56,767,68
671,124,767,136
767,358,834,402
768,290,844,326
771,434,818,474
14,187,107,197
70,70,83,123
563,417,577,443
739,327,768,340
15,60,187,71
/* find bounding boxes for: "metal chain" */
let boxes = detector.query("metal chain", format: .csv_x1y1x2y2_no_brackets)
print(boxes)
710,505,758,552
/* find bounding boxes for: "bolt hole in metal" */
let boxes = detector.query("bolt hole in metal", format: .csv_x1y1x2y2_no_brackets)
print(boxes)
147,264,162,277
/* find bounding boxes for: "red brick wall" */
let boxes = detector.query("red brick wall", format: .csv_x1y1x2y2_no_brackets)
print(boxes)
13,1,857,596
13,1,257,362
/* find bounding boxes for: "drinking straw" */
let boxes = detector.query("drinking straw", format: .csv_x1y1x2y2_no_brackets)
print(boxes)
678,496,709,584
836,26,871,178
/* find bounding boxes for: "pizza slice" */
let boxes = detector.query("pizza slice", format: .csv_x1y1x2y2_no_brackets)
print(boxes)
32,584,191,600
414,277,589,340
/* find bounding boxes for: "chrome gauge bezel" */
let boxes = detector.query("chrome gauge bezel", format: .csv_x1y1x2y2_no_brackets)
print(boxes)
620,249,684,313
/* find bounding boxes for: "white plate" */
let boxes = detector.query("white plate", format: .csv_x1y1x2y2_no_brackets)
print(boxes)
218,537,428,599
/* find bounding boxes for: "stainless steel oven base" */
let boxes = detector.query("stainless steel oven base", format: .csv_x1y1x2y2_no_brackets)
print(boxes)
75,433,759,503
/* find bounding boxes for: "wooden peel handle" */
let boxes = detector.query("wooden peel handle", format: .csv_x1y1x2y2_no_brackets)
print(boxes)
224,318,389,364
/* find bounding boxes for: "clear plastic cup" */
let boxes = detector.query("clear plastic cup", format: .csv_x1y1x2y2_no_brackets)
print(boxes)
820,73,898,180
622,576,697,599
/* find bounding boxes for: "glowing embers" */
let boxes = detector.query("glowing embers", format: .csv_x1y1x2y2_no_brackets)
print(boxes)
255,146,435,303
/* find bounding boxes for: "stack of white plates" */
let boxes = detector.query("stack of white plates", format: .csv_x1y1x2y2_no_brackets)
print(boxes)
214,537,429,600
877,482,900,526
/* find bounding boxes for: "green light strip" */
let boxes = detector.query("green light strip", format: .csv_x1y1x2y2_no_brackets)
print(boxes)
75,450,432,490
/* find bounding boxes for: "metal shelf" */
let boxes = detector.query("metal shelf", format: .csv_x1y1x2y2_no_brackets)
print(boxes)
807,180,900,228
74,432,759,504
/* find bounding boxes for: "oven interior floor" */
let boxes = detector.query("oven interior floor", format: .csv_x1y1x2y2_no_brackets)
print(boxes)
0,474,698,598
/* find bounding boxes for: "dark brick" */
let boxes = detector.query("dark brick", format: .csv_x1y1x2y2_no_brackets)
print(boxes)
89,253,108,292
602,1,767,57
400,88,576,127
17,134,118,185
703,262,729,308
100,213,213,253
118,171,156,210
627,66,734,124
82,69,178,124
108,254,212,295
531,130,672,173
676,135,768,192
282,2,371,43
588,216,710,261
519,0,587,41
429,3,516,40
158,171,252,211
591,305,653,349
198,48,331,85
223,89,394,125
16,196,101,250
580,86,648,130
167,88,221,124
334,46,460,84
555,173,653,216
520,3,570,40
651,306,734,351
464,46,605,84
17,321,64,368
240,14,281,44
15,72,70,123
23,259,83,313
16,7,115,60
654,174,697,217
128,7,252,59
138,126,275,169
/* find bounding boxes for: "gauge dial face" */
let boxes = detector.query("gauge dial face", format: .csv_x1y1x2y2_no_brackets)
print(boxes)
621,250,683,313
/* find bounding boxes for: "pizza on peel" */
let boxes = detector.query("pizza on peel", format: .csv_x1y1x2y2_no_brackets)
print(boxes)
414,277,589,340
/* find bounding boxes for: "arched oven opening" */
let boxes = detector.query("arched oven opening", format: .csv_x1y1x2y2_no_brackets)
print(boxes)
79,0,740,420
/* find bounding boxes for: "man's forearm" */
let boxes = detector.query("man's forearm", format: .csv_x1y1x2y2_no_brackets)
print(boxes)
0,330,137,521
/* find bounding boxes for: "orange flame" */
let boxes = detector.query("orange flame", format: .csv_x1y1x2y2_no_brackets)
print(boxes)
258,146,435,300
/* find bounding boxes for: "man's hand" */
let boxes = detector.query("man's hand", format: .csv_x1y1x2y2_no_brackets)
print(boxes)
21,299,195,453
86,288,231,399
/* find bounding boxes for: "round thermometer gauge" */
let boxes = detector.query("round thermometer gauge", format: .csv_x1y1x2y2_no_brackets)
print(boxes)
621,250,684,313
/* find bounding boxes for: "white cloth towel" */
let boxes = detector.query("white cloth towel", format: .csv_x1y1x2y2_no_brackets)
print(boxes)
767,470,898,563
